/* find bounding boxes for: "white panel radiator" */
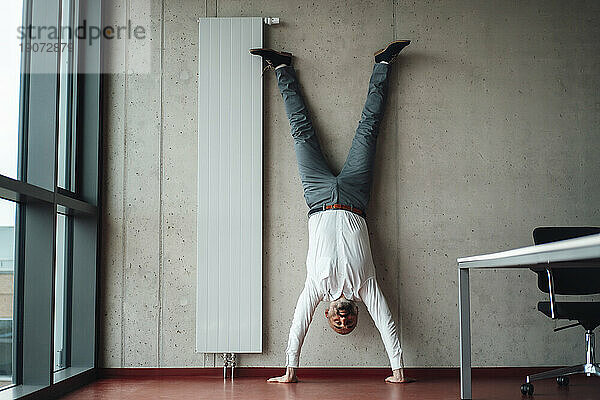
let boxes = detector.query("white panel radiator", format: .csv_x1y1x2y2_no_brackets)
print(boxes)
196,17,263,354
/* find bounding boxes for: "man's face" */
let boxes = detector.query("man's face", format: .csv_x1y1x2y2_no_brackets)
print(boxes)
325,297,358,335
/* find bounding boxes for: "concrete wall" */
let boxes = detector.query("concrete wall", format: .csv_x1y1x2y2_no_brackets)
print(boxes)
100,0,600,368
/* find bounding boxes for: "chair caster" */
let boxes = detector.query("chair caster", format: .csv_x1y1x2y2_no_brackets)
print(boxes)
557,376,569,386
520,383,534,396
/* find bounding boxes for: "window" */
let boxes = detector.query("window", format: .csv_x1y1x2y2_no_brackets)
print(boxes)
0,199,16,387
0,0,102,397
0,2,24,180
57,0,78,191
54,213,69,372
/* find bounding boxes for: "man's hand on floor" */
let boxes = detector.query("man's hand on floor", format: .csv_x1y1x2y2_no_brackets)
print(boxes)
385,368,416,384
267,367,298,383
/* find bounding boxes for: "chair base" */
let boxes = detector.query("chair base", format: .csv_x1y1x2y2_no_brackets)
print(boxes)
525,330,599,385
527,363,600,383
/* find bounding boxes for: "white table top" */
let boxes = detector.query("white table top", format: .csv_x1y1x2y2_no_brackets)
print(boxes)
457,233,600,269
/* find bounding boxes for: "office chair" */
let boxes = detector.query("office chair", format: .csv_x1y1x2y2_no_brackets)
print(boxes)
520,227,600,396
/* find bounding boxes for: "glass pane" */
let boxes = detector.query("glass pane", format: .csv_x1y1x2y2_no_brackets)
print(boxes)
0,199,16,386
57,0,76,190
69,0,79,190
54,213,68,371
0,2,24,179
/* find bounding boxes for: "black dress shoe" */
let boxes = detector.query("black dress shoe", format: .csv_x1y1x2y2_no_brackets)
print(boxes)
374,40,411,63
249,48,292,69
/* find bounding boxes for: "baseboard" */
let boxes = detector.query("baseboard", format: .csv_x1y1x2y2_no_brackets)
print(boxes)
98,366,565,379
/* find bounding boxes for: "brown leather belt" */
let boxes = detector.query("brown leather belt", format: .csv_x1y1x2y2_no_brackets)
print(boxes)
307,203,365,218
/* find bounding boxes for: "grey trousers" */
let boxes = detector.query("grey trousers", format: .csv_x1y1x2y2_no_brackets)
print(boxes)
275,63,390,216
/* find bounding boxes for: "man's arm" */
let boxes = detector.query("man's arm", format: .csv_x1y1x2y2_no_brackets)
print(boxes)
359,277,414,383
268,278,322,383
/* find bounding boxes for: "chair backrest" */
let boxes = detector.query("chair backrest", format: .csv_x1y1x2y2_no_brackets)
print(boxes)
532,227,600,295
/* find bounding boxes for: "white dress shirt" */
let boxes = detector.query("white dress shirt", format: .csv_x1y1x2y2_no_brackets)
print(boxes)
285,209,403,370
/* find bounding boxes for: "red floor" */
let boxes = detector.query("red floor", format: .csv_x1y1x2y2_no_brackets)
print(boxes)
60,374,599,400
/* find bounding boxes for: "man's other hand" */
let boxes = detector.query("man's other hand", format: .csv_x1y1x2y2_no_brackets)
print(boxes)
267,367,298,383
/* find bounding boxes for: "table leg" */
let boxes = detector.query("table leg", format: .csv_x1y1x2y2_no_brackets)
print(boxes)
459,268,472,399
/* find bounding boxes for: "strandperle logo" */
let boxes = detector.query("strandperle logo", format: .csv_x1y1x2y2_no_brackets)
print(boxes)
17,19,147,46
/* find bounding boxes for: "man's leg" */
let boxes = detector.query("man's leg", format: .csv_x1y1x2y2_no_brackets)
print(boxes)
275,66,335,208
337,63,390,210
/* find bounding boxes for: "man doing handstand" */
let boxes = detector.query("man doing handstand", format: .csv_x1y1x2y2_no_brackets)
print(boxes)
250,40,412,384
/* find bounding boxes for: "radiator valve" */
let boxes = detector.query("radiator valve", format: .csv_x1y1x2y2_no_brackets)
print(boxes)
222,353,237,379
264,17,280,25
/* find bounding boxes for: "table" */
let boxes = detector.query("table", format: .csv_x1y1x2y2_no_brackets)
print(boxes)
457,233,600,399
